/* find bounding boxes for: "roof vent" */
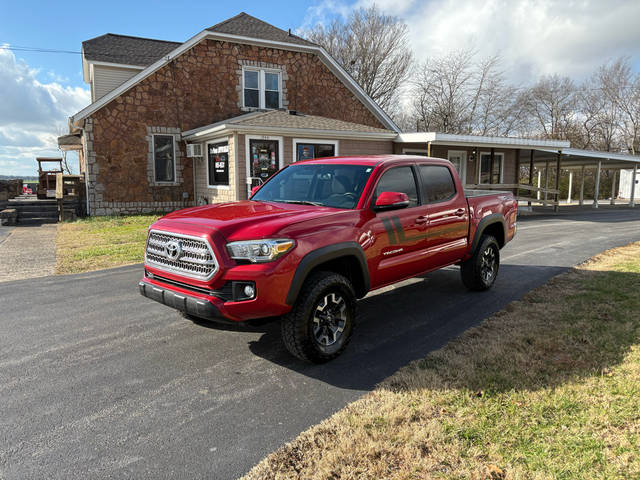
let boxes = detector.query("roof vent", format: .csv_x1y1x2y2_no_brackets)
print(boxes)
288,28,292,36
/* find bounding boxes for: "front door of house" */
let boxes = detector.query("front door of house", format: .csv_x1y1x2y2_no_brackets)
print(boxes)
249,139,279,195
448,150,467,185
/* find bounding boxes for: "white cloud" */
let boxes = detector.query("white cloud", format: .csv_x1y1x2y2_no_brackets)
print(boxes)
302,0,640,82
0,46,89,177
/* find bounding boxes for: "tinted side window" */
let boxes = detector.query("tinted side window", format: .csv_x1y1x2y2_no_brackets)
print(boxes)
419,165,456,203
374,167,419,207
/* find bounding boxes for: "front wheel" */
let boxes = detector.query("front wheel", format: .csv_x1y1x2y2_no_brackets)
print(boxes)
460,235,500,291
281,271,356,363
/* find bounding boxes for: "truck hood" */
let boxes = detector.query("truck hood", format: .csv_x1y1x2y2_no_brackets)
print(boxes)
153,201,343,240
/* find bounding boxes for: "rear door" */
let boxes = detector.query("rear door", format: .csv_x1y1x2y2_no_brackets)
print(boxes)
368,165,430,286
417,164,469,268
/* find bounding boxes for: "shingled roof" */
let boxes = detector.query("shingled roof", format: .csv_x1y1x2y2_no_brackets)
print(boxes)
207,12,315,46
82,34,181,67
183,110,396,140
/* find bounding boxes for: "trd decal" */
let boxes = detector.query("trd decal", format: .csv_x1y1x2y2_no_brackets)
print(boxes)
381,215,465,245
381,216,428,245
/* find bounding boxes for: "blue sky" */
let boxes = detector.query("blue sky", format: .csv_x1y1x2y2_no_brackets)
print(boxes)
1,0,640,177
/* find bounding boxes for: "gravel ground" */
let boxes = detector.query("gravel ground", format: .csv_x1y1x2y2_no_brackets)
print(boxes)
0,224,57,282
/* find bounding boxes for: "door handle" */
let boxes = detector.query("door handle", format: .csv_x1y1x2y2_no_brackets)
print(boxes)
415,215,428,224
454,208,466,217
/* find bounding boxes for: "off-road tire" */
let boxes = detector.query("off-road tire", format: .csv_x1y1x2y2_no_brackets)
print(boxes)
281,271,356,363
460,234,500,291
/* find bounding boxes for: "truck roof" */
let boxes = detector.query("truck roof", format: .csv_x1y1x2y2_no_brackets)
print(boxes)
297,155,436,167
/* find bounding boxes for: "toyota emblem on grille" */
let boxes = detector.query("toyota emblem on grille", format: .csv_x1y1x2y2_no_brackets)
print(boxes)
164,240,182,261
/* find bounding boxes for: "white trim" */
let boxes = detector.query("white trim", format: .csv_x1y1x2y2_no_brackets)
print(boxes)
478,151,504,184
205,136,231,189
448,150,467,184
245,134,284,197
71,30,399,132
241,66,282,110
396,132,570,150
87,60,146,70
152,133,177,184
291,138,339,163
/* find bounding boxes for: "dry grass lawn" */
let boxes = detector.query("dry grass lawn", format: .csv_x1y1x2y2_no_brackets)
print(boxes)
56,215,160,274
243,243,640,480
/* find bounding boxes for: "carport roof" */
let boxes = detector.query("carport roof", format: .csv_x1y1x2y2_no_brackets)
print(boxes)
536,147,640,164
396,132,570,150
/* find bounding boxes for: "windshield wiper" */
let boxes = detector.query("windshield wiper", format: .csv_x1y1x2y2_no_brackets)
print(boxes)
277,200,323,206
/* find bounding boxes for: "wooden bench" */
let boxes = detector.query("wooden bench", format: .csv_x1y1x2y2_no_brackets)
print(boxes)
0,208,17,226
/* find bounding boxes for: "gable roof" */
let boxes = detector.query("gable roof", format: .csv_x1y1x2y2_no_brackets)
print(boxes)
82,33,181,67
71,14,399,132
207,12,315,46
182,110,396,140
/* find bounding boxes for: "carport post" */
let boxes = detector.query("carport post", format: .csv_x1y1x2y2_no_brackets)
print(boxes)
631,166,637,207
593,160,602,209
579,166,585,206
610,170,617,205
554,152,561,212
567,171,573,203
544,160,550,201
537,171,542,200
528,150,534,207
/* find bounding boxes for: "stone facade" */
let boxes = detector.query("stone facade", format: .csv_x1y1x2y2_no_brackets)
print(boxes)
83,39,386,214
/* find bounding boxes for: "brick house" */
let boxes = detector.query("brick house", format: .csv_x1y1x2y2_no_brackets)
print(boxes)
60,13,399,215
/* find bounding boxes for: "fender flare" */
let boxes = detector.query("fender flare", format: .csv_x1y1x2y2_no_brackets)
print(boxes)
469,213,506,254
285,241,370,305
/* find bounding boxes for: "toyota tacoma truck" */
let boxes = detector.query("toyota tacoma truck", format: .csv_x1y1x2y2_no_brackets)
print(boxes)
139,155,517,362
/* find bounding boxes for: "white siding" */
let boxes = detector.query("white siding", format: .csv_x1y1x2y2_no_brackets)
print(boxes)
92,65,142,101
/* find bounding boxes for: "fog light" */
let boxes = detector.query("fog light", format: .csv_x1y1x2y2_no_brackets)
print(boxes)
243,285,256,298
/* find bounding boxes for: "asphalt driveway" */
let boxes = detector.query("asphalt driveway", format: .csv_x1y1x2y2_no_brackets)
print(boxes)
1,209,640,479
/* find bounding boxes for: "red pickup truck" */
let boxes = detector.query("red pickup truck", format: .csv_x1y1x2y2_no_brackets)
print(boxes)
140,155,517,362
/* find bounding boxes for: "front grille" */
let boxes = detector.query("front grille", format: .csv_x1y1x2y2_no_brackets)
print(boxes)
145,230,218,280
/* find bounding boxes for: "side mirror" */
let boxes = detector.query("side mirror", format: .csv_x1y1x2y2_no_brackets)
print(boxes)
250,185,261,197
374,191,410,211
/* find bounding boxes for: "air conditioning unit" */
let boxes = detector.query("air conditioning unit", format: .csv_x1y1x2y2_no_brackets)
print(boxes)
186,143,203,158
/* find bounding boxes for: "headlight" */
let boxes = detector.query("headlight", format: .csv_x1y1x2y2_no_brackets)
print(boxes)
226,239,295,263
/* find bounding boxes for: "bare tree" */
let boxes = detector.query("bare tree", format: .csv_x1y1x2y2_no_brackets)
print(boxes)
522,74,578,140
410,50,521,135
600,58,640,154
306,6,413,111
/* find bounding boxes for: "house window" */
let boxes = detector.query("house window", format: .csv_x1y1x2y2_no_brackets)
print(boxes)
479,152,504,184
153,134,176,183
295,141,337,161
207,141,229,187
243,67,281,109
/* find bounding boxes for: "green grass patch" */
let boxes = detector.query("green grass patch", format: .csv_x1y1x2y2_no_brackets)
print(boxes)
56,214,160,274
244,243,640,480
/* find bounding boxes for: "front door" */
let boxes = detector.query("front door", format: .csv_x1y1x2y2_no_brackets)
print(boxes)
249,139,279,195
448,150,467,184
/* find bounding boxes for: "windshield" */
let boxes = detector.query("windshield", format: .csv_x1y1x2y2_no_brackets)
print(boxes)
251,163,374,209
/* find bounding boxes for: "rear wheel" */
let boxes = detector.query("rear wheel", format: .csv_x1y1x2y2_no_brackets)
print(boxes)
461,235,500,291
281,271,356,363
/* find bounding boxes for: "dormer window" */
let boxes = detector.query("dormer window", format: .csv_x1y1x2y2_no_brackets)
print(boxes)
243,67,281,109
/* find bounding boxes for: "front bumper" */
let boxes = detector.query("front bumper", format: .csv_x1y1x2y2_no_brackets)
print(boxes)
138,280,231,322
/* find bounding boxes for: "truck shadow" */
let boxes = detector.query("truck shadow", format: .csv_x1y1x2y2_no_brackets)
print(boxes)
243,263,637,393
